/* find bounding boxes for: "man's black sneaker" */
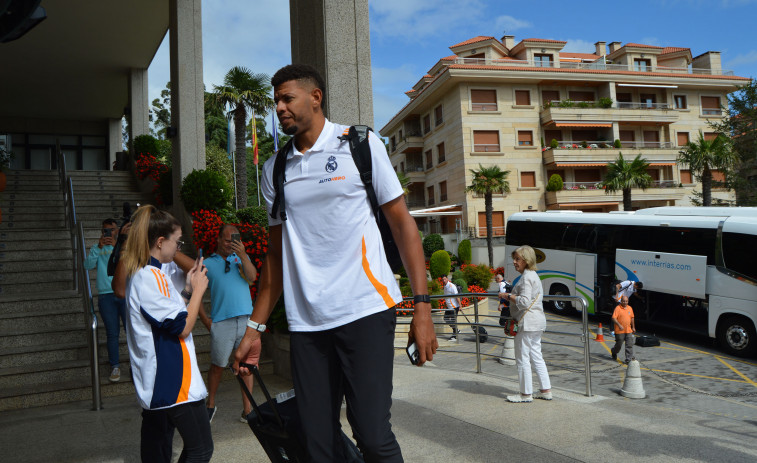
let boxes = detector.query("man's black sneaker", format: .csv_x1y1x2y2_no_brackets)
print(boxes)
611,353,617,361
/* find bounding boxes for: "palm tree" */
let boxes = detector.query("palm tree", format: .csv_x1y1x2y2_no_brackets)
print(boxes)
212,67,274,209
677,131,737,206
465,165,510,267
601,152,653,211
396,171,411,196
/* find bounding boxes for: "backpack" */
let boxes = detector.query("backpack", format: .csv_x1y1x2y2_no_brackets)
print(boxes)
454,283,463,295
270,125,403,273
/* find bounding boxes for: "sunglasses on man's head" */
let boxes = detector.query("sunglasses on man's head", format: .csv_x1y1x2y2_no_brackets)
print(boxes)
225,260,231,273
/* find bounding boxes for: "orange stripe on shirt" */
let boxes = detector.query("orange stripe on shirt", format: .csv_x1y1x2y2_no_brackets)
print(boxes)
149,268,169,297
361,237,395,307
176,338,191,403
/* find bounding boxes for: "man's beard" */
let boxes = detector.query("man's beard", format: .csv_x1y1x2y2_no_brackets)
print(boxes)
283,124,298,136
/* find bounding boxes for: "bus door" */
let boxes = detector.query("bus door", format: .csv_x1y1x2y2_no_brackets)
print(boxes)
576,254,596,314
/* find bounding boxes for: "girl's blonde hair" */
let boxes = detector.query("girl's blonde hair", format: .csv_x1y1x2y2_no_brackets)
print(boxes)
121,205,181,276
512,245,538,271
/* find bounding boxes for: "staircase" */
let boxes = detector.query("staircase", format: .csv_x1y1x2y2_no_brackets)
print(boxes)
0,169,269,411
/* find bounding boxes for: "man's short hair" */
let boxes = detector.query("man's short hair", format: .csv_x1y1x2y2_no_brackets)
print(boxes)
218,223,237,237
271,64,326,109
102,218,117,227
635,281,644,290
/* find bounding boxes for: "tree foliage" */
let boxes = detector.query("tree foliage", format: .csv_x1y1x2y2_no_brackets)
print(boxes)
211,67,274,209
422,233,445,257
709,78,757,205
677,131,737,207
465,165,510,267
429,250,451,279
457,239,472,265
601,152,652,211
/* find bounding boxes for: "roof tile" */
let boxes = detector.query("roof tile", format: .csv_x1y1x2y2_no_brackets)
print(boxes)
450,36,495,48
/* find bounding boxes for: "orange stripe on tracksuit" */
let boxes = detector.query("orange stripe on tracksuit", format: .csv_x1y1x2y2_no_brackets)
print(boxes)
361,237,395,307
149,268,169,297
176,338,191,403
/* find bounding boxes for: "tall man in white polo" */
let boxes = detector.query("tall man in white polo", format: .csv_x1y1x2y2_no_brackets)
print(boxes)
203,224,257,423
234,64,437,462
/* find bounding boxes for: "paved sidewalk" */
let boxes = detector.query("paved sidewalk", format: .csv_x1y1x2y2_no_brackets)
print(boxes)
3,354,757,463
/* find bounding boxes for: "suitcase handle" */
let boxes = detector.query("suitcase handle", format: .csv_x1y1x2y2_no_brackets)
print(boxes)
233,363,287,429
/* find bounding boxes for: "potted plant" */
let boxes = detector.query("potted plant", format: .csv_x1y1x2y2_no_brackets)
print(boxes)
0,145,13,193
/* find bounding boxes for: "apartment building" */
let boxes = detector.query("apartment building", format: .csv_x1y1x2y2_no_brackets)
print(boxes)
380,35,750,237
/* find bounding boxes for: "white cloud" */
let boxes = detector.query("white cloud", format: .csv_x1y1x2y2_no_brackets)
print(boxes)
725,50,757,68
370,0,490,42
372,64,420,131
494,15,531,34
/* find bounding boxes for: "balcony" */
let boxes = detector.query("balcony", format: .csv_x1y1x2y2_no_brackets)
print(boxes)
542,141,679,165
447,57,735,76
541,105,679,126
395,133,424,154
545,182,685,207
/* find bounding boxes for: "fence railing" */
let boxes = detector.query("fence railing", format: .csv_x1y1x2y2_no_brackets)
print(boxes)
450,57,734,76
395,293,592,397
57,145,101,411
549,140,674,149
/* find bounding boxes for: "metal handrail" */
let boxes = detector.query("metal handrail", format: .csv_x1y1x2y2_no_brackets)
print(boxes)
57,146,101,410
396,292,592,397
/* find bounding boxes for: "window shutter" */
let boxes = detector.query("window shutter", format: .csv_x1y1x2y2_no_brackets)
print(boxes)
677,132,690,146
515,90,530,106
520,171,536,188
680,170,692,184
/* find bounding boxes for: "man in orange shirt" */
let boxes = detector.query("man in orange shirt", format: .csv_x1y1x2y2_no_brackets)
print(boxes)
611,296,636,363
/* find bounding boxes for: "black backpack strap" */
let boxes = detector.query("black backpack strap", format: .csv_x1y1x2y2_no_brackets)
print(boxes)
270,138,294,221
339,125,380,217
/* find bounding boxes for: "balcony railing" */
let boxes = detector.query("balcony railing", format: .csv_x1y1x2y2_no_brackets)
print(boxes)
616,102,671,110
471,103,498,111
558,180,678,191
473,144,500,152
548,140,674,149
450,58,735,76
702,109,723,116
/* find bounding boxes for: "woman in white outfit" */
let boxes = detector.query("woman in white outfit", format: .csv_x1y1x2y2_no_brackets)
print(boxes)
501,245,552,403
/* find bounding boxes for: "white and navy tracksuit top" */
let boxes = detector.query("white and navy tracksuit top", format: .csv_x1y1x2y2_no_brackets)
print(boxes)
125,256,207,410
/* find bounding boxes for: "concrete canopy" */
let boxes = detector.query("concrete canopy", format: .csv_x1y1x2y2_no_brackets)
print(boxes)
0,0,167,122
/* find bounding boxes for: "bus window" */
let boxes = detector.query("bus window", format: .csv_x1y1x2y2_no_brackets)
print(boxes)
722,232,757,281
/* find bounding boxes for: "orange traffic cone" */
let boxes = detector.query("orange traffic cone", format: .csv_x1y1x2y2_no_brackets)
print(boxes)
595,323,605,342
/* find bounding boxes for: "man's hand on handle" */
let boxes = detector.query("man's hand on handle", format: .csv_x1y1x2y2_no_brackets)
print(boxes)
233,329,263,376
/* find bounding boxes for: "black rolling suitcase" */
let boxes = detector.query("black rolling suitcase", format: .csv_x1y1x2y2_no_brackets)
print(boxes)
458,309,488,343
235,363,364,462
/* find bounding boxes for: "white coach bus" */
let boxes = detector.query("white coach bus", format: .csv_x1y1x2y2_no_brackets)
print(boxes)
504,208,757,356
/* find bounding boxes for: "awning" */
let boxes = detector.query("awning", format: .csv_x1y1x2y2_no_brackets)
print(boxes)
553,122,613,128
558,202,619,207
649,162,676,166
551,162,607,167
409,205,464,217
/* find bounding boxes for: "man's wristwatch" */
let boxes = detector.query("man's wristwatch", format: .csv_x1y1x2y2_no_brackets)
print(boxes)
181,289,192,299
247,320,267,332
413,294,431,304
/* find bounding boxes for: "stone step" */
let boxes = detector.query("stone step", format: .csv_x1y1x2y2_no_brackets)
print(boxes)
0,248,73,262
0,307,85,333
0,217,66,228
0,323,88,349
4,182,61,192
0,229,68,240
0,238,69,251
68,171,134,179
0,204,64,216
0,279,74,295
0,191,64,202
0,292,82,316
0,258,71,272
1,211,65,222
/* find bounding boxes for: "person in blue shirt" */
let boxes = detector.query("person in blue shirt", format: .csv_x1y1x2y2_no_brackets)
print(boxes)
201,224,258,424
83,218,125,382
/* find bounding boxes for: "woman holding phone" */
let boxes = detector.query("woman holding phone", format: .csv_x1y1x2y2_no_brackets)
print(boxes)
122,205,213,462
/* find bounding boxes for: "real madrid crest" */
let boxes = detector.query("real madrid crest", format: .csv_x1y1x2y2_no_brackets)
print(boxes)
325,155,338,173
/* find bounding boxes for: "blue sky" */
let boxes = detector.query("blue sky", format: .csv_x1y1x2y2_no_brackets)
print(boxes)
148,0,757,135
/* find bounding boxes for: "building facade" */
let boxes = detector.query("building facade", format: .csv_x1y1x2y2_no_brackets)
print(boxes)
380,35,750,238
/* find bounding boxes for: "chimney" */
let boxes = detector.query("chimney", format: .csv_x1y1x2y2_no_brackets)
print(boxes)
501,35,515,51
594,41,606,57
609,41,622,54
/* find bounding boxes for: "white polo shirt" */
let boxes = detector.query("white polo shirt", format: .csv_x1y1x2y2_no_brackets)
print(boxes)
261,119,404,331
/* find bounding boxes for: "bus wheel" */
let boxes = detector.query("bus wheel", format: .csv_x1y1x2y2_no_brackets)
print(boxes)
548,284,576,315
718,315,757,357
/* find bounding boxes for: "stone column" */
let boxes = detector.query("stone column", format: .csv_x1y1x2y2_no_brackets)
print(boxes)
128,68,149,151
289,0,374,127
169,0,205,208
107,118,121,170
